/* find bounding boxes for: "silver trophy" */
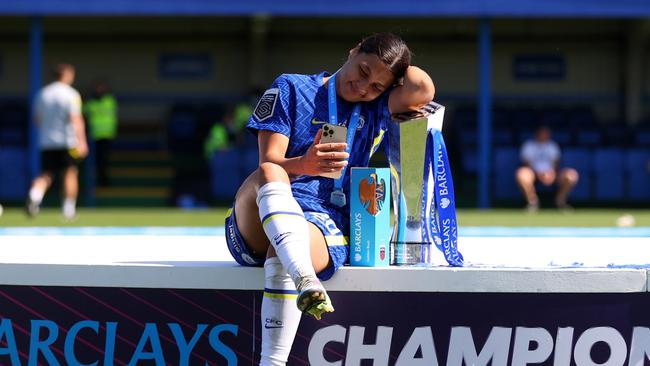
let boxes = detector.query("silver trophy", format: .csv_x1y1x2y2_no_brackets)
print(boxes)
388,102,446,265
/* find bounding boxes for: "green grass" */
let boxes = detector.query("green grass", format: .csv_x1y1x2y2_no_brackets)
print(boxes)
0,207,648,227
0,208,230,227
457,209,650,227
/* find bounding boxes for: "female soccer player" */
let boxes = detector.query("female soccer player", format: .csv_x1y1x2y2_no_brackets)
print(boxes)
225,32,434,365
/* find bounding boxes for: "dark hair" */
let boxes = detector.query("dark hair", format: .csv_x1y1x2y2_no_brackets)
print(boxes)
52,63,75,80
358,33,411,80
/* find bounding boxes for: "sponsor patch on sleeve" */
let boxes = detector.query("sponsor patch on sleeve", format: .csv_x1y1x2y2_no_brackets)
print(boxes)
253,88,279,122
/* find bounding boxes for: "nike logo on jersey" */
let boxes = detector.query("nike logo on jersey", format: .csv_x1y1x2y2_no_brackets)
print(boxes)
311,119,327,125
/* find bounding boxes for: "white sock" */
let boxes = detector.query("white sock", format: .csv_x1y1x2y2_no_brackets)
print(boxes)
29,187,45,205
257,182,315,283
63,198,76,218
260,257,302,366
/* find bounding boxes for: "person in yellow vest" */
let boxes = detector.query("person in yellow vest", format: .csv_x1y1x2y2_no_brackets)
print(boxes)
204,108,236,159
84,80,118,186
233,101,253,134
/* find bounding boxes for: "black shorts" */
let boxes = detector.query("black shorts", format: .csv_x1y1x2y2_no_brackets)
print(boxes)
41,149,80,174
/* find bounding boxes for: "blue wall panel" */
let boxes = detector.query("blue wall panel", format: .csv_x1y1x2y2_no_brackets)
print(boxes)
1,0,649,17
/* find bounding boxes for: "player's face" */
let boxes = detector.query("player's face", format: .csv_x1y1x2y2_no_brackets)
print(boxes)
62,69,75,85
536,128,551,142
337,50,395,103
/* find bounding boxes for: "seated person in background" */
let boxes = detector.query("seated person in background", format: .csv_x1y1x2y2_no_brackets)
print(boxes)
515,125,579,211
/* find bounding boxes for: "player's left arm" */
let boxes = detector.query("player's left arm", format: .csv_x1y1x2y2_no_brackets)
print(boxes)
387,66,435,115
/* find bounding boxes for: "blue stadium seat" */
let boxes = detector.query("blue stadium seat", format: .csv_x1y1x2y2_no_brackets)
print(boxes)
241,147,259,179
168,112,197,140
561,147,591,201
209,150,241,200
601,124,630,146
492,127,514,146
493,147,520,200
167,110,200,153
492,108,510,127
243,131,258,149
575,129,602,146
462,150,478,174
0,104,28,146
592,148,624,201
460,128,477,146
0,148,29,200
516,130,534,145
452,107,477,127
511,108,537,130
0,127,27,146
634,127,650,147
567,106,597,129
0,104,28,125
539,109,566,129
552,129,572,145
624,148,650,201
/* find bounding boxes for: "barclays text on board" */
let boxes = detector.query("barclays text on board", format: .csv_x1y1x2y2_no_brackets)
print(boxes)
0,319,238,366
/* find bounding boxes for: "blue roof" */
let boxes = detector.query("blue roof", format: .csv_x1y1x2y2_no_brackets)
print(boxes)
2,0,649,17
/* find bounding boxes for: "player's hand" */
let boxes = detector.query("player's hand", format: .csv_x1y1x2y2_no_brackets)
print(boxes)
299,129,349,176
75,141,89,159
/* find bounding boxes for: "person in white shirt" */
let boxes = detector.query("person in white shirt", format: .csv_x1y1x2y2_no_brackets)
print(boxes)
515,125,579,211
26,63,88,219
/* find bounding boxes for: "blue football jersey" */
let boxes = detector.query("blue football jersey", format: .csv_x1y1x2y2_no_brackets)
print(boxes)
247,72,391,234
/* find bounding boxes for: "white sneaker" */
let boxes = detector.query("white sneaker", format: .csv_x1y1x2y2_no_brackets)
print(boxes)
63,207,76,221
26,198,40,217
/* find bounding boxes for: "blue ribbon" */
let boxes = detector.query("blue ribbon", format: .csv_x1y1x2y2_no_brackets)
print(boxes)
422,128,464,266
327,72,361,205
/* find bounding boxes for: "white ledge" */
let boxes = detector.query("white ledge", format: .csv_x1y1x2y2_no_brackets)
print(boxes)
0,262,646,293
0,233,647,293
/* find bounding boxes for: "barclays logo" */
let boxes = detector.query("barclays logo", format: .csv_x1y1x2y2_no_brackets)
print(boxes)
440,197,450,209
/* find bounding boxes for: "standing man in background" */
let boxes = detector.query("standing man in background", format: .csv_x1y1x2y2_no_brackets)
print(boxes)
85,80,118,186
26,63,88,219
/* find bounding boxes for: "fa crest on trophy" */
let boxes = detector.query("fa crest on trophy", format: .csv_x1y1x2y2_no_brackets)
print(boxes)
387,101,464,267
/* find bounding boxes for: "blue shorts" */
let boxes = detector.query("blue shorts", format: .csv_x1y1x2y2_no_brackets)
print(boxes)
224,207,349,281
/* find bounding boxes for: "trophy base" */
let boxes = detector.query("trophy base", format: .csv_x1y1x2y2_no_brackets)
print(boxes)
390,241,431,265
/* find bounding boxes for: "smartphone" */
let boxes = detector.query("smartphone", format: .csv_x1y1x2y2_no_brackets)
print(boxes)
319,124,348,179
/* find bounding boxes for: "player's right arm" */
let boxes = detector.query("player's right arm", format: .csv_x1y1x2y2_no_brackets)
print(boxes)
258,129,348,178
70,112,88,158
69,91,88,158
